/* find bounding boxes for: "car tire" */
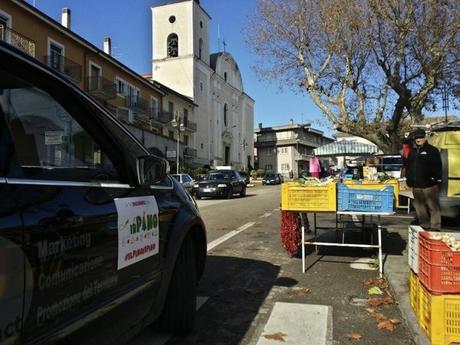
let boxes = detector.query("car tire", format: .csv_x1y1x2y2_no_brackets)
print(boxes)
159,235,197,333
240,186,246,197
227,187,233,199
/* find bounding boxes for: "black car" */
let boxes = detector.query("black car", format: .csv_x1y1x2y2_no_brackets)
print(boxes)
239,171,250,185
262,173,283,185
0,41,207,345
194,170,246,199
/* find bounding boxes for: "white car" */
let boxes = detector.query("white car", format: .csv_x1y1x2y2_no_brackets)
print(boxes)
172,173,195,191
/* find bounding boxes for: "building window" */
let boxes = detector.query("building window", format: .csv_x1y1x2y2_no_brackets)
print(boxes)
223,103,228,126
169,131,174,139
115,77,126,96
0,11,12,42
48,38,65,72
198,38,203,59
167,33,179,57
169,16,176,23
200,82,203,92
224,72,227,81
201,143,204,149
168,101,174,114
281,164,290,171
151,97,159,119
183,108,188,125
200,20,203,28
184,135,189,146
265,165,273,171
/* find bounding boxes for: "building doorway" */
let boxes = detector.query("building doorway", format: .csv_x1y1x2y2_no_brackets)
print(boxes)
224,146,230,165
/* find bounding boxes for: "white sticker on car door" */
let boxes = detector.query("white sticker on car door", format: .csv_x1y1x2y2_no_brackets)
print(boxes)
115,196,159,270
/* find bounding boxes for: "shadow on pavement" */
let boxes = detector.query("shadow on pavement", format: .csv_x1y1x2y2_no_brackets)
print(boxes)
166,255,284,345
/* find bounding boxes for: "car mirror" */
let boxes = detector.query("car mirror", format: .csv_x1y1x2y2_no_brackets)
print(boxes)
137,155,167,185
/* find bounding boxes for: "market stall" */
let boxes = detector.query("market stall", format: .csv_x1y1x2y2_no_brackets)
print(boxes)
280,142,398,278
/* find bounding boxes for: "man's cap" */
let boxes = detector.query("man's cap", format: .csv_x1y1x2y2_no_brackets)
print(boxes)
412,128,426,139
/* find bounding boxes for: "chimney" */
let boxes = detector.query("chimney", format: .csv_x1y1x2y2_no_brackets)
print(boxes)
103,37,112,56
61,8,71,29
290,118,294,125
258,123,262,129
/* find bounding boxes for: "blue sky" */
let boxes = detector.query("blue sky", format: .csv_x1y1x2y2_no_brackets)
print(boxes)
27,0,455,136
27,0,329,133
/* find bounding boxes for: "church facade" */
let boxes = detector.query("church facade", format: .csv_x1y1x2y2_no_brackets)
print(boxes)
151,0,255,170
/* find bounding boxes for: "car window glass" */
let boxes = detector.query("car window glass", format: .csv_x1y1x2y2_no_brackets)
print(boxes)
183,175,192,182
0,69,120,182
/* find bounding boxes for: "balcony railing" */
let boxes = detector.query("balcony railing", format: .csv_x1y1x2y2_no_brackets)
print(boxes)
0,25,35,57
184,147,197,158
44,55,82,83
125,95,148,113
151,111,173,124
183,119,197,132
85,76,117,100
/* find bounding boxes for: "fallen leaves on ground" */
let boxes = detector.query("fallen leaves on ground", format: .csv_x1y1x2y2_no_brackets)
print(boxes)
263,332,287,342
368,286,384,295
377,320,395,331
367,296,394,307
345,332,363,340
363,277,389,290
292,287,311,296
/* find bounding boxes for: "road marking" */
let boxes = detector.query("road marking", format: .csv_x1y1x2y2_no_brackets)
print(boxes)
207,222,256,251
350,258,377,271
273,208,279,212
256,302,333,345
127,297,208,345
259,212,272,218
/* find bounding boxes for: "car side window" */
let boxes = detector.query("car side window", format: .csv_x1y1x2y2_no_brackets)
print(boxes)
0,69,120,183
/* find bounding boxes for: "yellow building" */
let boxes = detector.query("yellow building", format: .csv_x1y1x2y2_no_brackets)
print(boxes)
0,0,198,170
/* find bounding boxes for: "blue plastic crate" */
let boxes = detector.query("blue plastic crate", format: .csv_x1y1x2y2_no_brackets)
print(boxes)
337,184,394,212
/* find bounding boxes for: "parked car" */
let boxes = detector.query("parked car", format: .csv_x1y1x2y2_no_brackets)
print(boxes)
262,173,283,185
239,171,250,185
194,169,246,199
0,41,207,345
172,173,195,192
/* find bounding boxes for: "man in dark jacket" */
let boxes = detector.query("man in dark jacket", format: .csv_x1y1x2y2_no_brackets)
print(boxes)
406,129,442,230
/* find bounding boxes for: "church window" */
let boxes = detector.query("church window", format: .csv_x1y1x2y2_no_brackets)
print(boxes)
198,38,203,59
200,20,203,28
167,33,179,57
224,72,228,81
169,16,176,23
224,103,228,126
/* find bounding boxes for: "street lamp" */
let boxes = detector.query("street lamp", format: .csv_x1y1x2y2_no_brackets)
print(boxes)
171,112,185,174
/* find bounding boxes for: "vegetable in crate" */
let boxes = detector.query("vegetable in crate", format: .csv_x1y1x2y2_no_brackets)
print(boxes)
279,211,303,256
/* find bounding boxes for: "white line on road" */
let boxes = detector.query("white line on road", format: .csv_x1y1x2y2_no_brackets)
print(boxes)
259,212,272,218
273,208,280,212
207,222,256,251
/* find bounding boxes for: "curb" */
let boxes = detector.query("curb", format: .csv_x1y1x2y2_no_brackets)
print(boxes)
384,253,430,345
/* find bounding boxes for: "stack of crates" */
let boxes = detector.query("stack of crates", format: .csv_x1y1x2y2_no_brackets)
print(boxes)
408,226,424,316
409,229,460,345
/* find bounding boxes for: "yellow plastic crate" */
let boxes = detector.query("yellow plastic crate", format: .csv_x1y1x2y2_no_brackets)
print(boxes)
343,179,400,208
410,270,420,317
281,182,336,212
419,282,460,345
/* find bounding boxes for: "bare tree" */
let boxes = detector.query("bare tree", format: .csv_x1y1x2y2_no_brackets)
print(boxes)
246,0,460,152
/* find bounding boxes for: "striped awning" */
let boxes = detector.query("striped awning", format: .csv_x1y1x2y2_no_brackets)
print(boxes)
313,140,378,157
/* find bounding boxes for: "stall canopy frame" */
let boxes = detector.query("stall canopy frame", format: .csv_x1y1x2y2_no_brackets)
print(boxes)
313,140,378,157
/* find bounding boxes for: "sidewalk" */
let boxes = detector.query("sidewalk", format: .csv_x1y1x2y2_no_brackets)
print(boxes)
383,224,430,345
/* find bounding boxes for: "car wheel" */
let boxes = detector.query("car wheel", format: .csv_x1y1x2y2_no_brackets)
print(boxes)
159,235,197,333
240,186,246,197
227,187,233,199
